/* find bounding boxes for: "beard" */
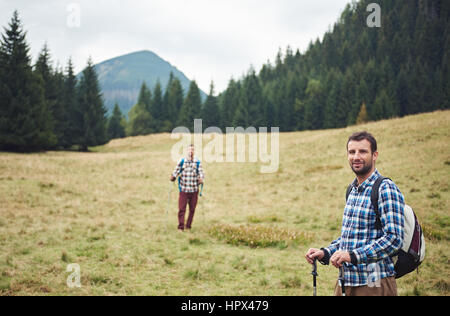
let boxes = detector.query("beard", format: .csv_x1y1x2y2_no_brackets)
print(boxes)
351,160,373,176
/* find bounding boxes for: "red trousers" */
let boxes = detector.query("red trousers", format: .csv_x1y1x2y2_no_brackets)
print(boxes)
178,191,199,230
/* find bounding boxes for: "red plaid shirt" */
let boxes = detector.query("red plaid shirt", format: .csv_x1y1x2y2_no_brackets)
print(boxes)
172,157,204,193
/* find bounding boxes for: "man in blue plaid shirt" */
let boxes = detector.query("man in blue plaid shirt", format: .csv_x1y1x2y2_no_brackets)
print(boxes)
306,132,405,296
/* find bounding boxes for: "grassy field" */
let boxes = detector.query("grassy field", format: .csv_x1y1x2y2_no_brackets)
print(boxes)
0,110,449,296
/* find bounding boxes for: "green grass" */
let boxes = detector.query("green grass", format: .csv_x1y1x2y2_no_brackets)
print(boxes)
0,110,449,296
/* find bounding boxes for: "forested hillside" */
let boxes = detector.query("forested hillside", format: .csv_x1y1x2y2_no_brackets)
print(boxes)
214,0,449,131
1,0,449,152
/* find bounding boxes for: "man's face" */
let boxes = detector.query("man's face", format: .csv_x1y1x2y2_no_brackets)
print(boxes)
347,140,378,176
188,146,195,158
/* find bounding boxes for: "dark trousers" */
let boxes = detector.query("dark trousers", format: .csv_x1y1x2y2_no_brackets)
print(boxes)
178,191,199,230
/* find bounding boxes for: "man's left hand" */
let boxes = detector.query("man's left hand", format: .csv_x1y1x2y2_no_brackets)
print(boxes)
330,251,351,268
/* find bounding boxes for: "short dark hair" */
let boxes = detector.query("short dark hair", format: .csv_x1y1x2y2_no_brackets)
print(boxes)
347,131,377,153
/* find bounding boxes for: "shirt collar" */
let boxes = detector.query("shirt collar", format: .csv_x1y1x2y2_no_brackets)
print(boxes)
352,169,380,190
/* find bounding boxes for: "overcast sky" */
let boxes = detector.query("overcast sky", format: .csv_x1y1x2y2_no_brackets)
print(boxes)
1,0,351,93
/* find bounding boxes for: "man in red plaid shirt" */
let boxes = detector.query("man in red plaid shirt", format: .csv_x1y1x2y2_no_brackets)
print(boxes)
170,144,205,231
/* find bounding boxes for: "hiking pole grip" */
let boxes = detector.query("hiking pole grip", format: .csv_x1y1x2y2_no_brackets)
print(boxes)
311,259,318,296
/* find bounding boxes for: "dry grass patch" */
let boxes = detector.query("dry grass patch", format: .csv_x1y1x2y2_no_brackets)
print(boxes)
208,224,312,249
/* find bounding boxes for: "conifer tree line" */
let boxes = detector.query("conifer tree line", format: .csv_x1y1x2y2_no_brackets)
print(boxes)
0,11,108,152
129,0,449,135
126,77,216,136
0,10,218,149
213,0,449,132
1,0,449,152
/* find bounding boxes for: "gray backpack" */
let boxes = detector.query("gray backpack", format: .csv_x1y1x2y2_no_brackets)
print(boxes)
346,176,425,278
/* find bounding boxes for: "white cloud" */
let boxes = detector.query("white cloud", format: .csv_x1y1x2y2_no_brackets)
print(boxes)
0,0,351,93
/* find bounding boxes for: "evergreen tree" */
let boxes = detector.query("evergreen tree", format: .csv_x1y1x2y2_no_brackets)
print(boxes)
259,62,273,85
219,79,240,128
127,102,156,136
241,68,264,127
137,82,152,113
35,44,67,148
151,80,163,125
283,73,303,131
323,70,341,129
34,44,56,105
166,76,184,128
350,77,369,124
52,66,69,148
335,70,354,127
293,99,306,131
217,0,449,131
395,65,409,117
177,80,201,131
64,58,79,148
270,79,287,130
372,89,395,121
407,58,428,115
232,100,249,127
162,73,173,122
262,87,276,128
0,11,56,151
76,58,108,151
303,79,324,130
201,81,221,128
107,103,126,139
356,102,369,125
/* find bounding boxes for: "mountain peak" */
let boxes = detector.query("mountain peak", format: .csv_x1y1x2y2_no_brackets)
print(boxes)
91,50,205,116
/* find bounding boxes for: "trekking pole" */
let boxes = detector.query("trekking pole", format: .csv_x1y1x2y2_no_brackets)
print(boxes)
165,182,174,232
339,266,346,296
311,259,318,296
199,183,205,225
199,183,204,197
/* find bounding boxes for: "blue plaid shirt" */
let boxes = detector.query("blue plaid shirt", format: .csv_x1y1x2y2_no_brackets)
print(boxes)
323,170,405,287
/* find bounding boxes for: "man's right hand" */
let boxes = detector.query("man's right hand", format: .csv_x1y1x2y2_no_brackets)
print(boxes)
170,176,176,182
305,248,325,264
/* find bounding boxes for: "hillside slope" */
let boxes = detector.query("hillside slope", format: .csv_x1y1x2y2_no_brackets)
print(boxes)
0,110,448,296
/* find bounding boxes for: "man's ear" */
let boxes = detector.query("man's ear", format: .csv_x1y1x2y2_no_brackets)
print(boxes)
372,151,379,162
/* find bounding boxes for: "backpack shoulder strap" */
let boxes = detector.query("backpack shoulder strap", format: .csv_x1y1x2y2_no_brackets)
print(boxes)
180,158,185,169
345,184,352,202
178,158,185,192
371,176,391,230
